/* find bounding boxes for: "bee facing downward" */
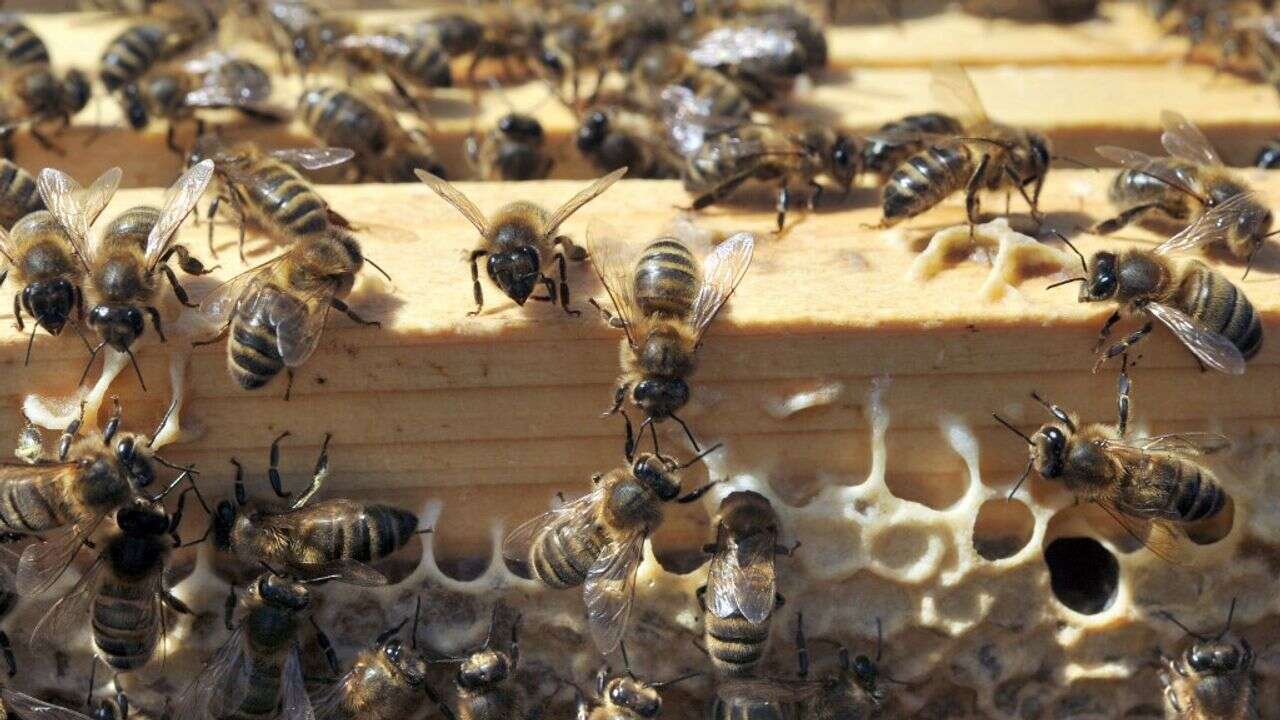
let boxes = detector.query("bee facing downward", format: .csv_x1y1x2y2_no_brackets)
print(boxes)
576,647,698,720
1159,600,1258,720
416,168,626,316
313,599,432,720
586,223,754,457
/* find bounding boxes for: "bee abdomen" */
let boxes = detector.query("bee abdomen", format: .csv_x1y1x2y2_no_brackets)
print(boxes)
882,144,972,224
235,661,284,718
308,503,418,563
706,614,770,677
0,21,48,67
297,87,390,157
1182,265,1263,360
633,239,698,317
92,585,159,670
229,320,284,389
0,479,64,533
100,24,166,91
0,159,43,229
1171,464,1227,523
530,522,603,589
253,165,330,237
863,112,962,176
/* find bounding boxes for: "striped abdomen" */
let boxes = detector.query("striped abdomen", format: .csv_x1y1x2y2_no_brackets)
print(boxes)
100,206,159,252
99,23,167,91
0,159,44,229
291,502,419,564
241,160,331,239
297,87,390,157
710,691,789,720
1108,160,1196,220
530,516,608,589
1124,454,1227,524
1175,262,1263,360
379,33,450,89
705,612,771,677
93,576,160,670
633,238,698,317
863,112,963,176
0,20,48,67
881,143,973,226
227,283,298,389
0,472,73,533
230,656,285,719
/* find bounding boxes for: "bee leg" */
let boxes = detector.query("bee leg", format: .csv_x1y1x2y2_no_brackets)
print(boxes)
191,323,229,348
231,458,247,505
1093,203,1160,235
677,480,718,504
1095,322,1152,373
11,292,22,333
160,266,198,310
1116,356,1131,436
964,154,991,235
163,244,213,276
424,680,458,720
146,306,166,341
223,585,236,631
1092,310,1122,353
807,180,824,211
29,127,63,156
554,234,588,262
283,369,295,402
0,630,12,677
775,185,790,233
555,253,579,316
795,612,810,679
268,430,293,498
113,677,129,720
289,433,329,511
161,590,192,615
329,296,381,327
0,128,12,160
684,171,754,213
467,249,487,316
310,616,341,676
59,400,87,461
1004,165,1044,225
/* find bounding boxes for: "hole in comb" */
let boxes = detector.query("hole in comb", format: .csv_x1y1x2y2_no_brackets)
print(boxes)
884,471,966,511
973,499,1035,561
1044,537,1119,615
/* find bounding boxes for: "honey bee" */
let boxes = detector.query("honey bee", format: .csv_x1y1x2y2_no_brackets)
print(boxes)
0,688,95,720
118,52,275,153
423,607,527,720
1096,111,1275,276
687,22,814,106
414,13,484,58
0,159,46,229
452,3,544,86
993,362,1233,558
41,160,215,389
1048,230,1261,374
416,167,625,315
253,0,355,74
1159,600,1258,719
502,448,719,653
699,490,793,678
30,496,204,673
98,6,218,92
0,64,91,157
189,135,355,260
575,649,699,720
179,571,332,720
577,106,683,179
0,167,118,358
627,45,752,122
330,28,453,107
313,601,432,720
878,65,1051,231
297,86,444,182
212,432,424,584
861,112,964,178
0,18,49,68
3,398,196,598
790,614,888,719
466,112,553,181
196,221,382,397
585,224,753,455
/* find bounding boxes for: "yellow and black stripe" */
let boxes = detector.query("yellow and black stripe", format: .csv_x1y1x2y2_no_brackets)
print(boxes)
241,160,331,238
0,159,44,230
0,20,48,68
881,143,973,226
93,577,160,671
633,238,699,318
1176,262,1263,360
99,23,168,91
293,502,420,564
297,87,391,158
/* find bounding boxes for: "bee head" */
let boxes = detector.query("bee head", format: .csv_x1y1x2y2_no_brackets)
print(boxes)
1027,132,1051,178
1187,638,1252,675
631,453,682,501
631,378,690,419
143,73,184,116
720,490,777,536
576,111,610,153
114,434,156,489
486,247,542,305
62,69,91,113
1030,424,1069,478
851,653,879,691
88,303,145,352
423,48,453,88
829,134,861,190
213,500,237,550
431,14,483,56
606,677,662,717
1081,251,1118,301
500,114,544,143
257,573,309,611
21,277,77,335
115,499,169,537
119,84,149,130
382,639,428,686
458,649,510,690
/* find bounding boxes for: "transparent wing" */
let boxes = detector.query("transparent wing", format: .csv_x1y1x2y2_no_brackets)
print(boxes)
729,532,777,625
715,678,822,706
145,159,214,269
689,26,798,66
253,502,391,585
584,530,644,654
1134,432,1232,455
930,63,988,127
29,555,101,649
270,147,355,171
660,85,747,158
1160,110,1222,167
199,260,278,325
337,31,414,56
1144,302,1246,375
1,689,94,720
1094,497,1188,566
281,646,316,720
501,486,604,565
584,219,644,348
273,284,336,367
688,231,754,343
177,626,253,720
415,170,489,235
1096,145,1202,200
16,513,103,596
1154,192,1259,254
286,559,386,586
38,166,123,254
185,62,272,108
546,168,628,235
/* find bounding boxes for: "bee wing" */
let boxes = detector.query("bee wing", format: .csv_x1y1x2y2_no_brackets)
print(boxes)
501,486,604,565
689,26,798,66
29,554,102,650
585,219,645,348
145,159,214,271
715,677,822,705
272,285,336,367
1160,109,1223,167
1130,432,1232,456
659,85,748,157
1093,496,1189,566
199,259,278,325
1,689,94,720
705,550,739,619
281,645,316,720
415,170,489,236
178,625,253,720
269,147,356,171
15,511,104,596
337,31,414,56
688,231,755,344
184,58,272,108
729,532,778,625
1154,192,1261,254
545,168,628,236
38,166,123,256
584,529,645,655
1143,301,1246,375
930,63,989,128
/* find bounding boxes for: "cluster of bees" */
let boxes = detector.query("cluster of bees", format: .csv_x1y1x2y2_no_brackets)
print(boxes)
0,0,1264,718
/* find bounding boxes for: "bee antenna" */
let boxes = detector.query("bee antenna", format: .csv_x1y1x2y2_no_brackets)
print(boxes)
1005,457,1033,501
1158,609,1209,641
874,617,884,662
1030,391,1075,431
991,413,1033,445
620,639,637,680
22,321,37,367
364,256,393,282
652,671,701,688
1243,244,1259,280
1051,154,1098,171
1049,229,1089,275
1217,597,1239,641
675,442,723,470
258,560,281,577
124,346,147,392
411,595,421,650
669,413,702,452
1045,277,1086,290
483,603,501,650
149,396,180,445
79,341,106,387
